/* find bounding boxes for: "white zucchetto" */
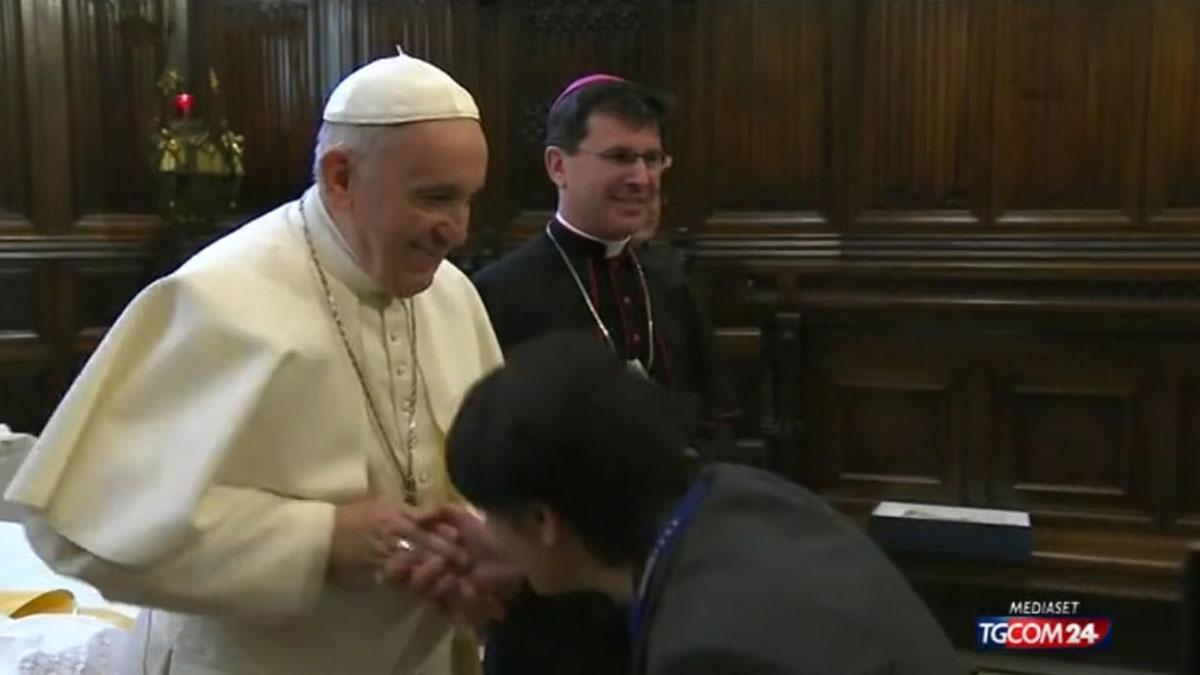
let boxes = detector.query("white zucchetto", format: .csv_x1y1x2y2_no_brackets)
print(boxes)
322,47,479,125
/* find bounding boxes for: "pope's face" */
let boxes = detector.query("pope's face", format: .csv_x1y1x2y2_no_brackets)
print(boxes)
331,119,488,298
547,113,667,241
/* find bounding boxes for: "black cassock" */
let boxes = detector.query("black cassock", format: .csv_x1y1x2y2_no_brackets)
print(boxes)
473,217,740,459
472,218,741,675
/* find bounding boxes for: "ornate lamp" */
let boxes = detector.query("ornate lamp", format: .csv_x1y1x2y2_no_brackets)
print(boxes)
150,68,245,229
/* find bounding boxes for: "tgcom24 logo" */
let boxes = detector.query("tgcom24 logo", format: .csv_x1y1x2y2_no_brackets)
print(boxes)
976,601,1113,651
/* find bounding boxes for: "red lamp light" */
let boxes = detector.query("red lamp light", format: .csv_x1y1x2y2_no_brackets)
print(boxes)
174,92,194,117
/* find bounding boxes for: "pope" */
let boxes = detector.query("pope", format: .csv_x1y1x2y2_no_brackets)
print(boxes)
5,50,502,675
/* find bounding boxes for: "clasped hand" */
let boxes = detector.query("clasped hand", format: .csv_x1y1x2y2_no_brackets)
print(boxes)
329,498,521,627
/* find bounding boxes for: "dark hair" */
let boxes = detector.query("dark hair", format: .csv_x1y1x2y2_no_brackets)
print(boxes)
446,331,696,566
544,80,676,153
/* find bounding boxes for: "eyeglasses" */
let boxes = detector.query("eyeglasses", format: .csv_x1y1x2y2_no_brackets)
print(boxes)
573,147,674,172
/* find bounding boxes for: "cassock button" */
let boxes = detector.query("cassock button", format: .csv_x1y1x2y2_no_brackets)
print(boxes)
395,365,405,377
418,470,431,485
623,296,632,306
632,333,642,344
389,332,398,343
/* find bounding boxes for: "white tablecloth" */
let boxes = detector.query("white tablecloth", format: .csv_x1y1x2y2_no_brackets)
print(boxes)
0,522,139,619
1,521,139,674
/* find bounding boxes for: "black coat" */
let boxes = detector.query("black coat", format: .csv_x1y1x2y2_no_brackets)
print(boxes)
472,223,747,675
635,464,966,675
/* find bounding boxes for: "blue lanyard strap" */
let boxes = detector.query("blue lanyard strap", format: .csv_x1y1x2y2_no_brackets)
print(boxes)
628,477,711,642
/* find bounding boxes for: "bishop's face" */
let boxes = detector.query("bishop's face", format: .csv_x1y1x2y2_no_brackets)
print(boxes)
547,113,668,241
328,119,488,298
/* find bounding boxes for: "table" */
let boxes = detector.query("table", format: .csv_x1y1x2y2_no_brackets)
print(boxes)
0,521,140,619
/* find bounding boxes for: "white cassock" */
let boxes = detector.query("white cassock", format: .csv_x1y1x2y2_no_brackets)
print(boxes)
3,182,503,674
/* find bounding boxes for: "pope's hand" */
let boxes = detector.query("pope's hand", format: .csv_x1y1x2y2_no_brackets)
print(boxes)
387,505,524,628
432,506,524,601
327,497,467,590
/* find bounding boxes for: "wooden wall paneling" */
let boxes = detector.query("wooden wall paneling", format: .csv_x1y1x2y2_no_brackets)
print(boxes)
38,258,69,434
1178,378,1200,526
21,0,72,233
687,267,814,457
0,365,53,436
1144,362,1181,528
64,0,166,222
848,0,990,229
826,0,858,232
989,353,1157,525
0,259,56,433
0,0,31,227
660,0,705,242
0,263,40,337
467,0,513,255
685,0,837,456
312,0,356,97
67,260,155,346
759,310,801,475
963,352,993,507
827,370,964,502
347,0,477,78
687,259,792,453
712,326,765,453
193,0,319,214
992,0,1151,229
803,325,967,507
1145,0,1200,227
0,247,159,435
56,256,154,399
502,0,667,237
688,260,788,328
702,0,832,234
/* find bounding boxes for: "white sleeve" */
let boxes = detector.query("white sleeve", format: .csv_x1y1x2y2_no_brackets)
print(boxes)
24,485,336,618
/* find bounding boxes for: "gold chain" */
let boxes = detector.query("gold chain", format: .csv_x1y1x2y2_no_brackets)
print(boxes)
298,197,420,505
545,224,655,371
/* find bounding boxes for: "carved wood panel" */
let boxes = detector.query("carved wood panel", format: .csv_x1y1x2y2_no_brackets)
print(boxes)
992,0,1150,225
523,0,652,33
991,372,1153,521
0,365,53,436
1180,380,1200,523
68,261,155,341
751,295,1192,531
712,327,763,443
1145,0,1200,225
849,0,988,223
64,0,167,219
837,375,962,498
804,332,966,505
0,259,55,433
193,0,318,214
702,0,831,228
347,0,478,79
0,265,38,334
0,0,30,222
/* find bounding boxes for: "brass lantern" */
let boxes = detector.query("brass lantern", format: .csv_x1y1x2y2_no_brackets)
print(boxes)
150,68,245,229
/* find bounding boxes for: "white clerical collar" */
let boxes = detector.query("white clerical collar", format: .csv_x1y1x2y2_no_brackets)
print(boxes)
300,185,387,300
555,211,629,259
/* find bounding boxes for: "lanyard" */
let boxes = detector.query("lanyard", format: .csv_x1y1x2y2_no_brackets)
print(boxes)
628,477,710,642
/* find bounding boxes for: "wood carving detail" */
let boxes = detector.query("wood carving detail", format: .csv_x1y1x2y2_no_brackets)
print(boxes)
523,0,648,32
